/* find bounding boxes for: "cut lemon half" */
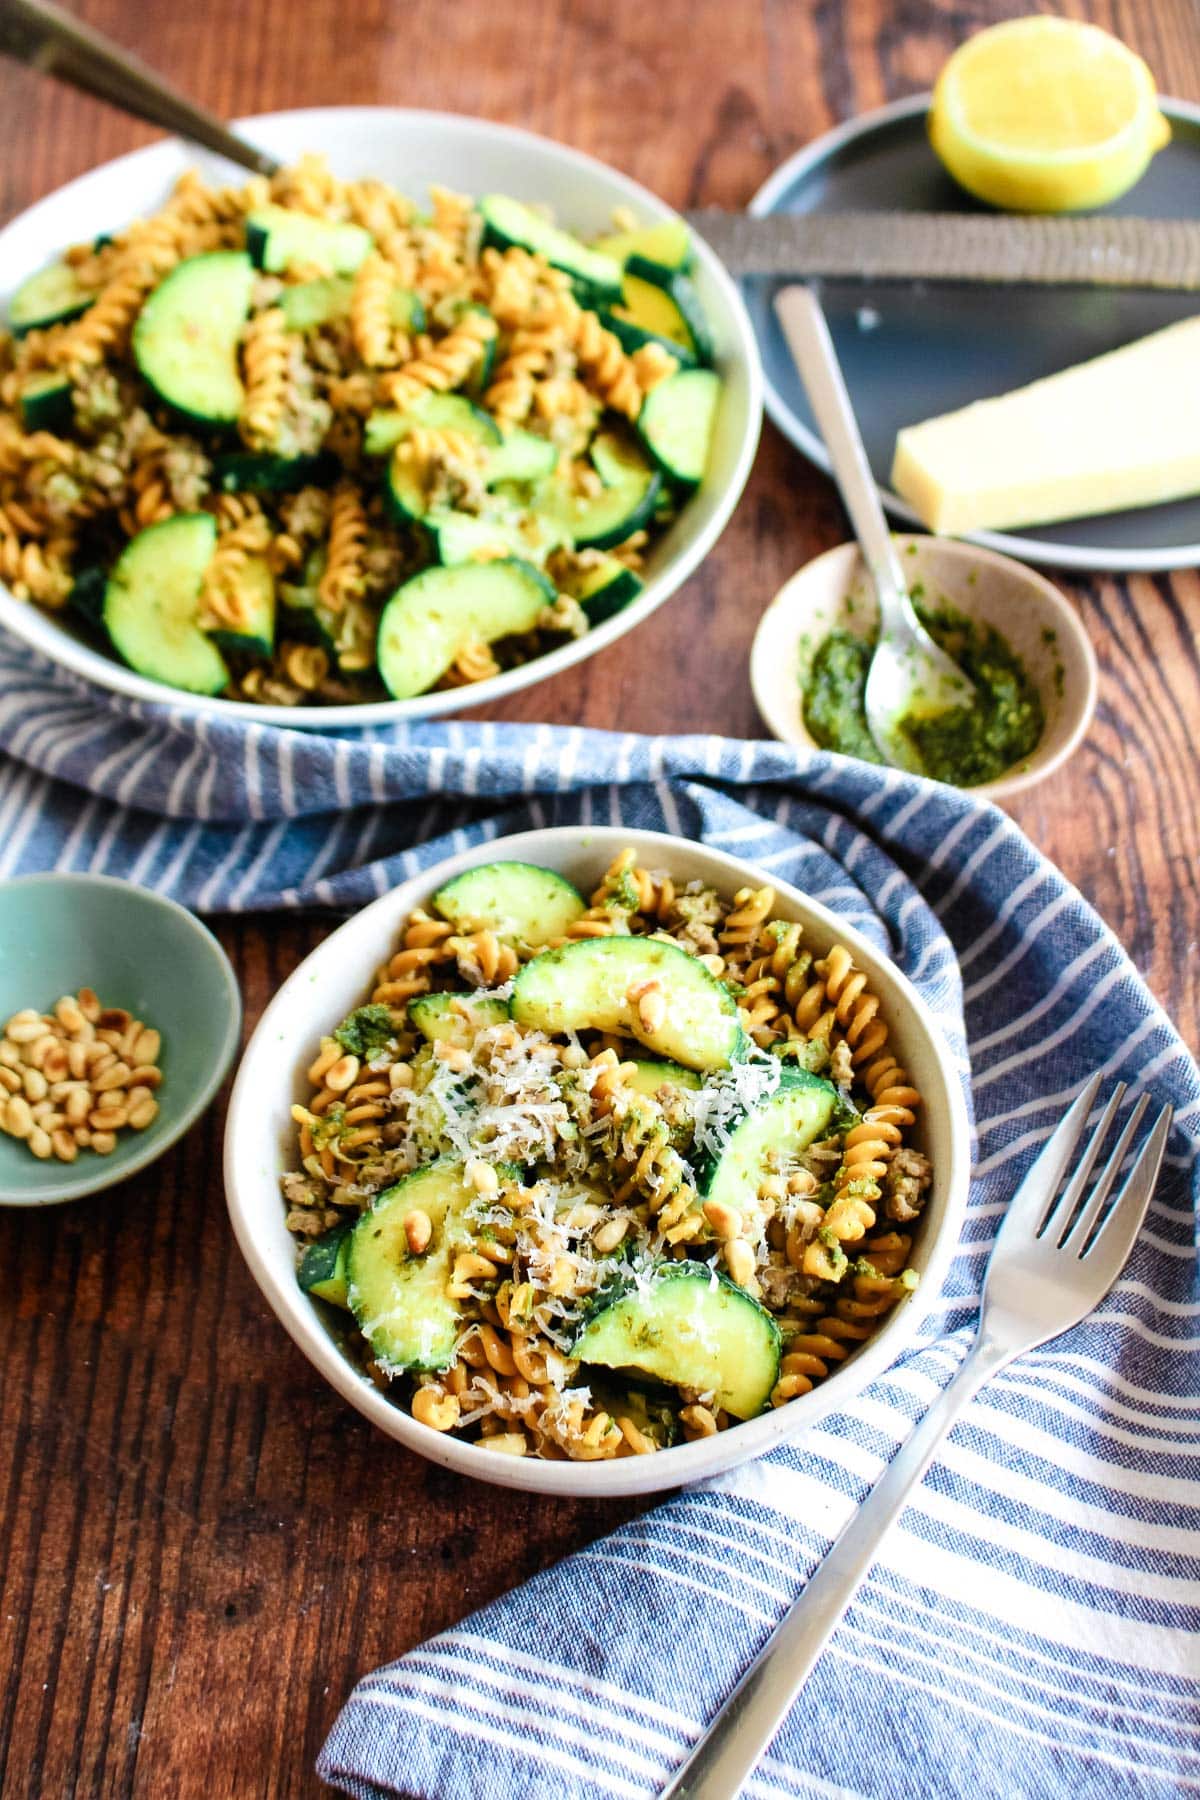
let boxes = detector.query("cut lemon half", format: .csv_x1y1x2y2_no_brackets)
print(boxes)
929,17,1170,212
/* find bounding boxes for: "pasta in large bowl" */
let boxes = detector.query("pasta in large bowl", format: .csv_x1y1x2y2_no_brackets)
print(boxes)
0,108,761,727
224,826,970,1497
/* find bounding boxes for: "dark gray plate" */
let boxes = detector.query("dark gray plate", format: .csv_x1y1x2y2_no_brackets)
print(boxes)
748,93,1200,572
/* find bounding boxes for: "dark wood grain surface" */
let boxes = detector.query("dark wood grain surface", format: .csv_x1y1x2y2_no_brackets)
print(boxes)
2,3,1198,1795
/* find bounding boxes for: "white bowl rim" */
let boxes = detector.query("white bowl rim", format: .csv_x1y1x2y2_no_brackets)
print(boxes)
0,870,242,1206
0,106,763,731
750,533,1099,803
224,823,972,1497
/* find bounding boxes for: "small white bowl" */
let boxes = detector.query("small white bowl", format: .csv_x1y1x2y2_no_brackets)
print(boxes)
751,535,1098,802
224,825,971,1497
0,108,762,730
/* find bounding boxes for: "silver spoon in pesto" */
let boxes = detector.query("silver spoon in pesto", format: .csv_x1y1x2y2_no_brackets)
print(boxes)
774,285,974,772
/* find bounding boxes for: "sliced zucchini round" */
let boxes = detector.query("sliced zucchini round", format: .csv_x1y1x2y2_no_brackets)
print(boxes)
407,991,512,1044
347,1158,480,1373
367,392,502,460
432,861,586,946
700,1070,839,1233
601,308,696,370
8,260,95,335
17,374,74,434
132,251,254,427
376,557,553,699
535,462,661,551
298,1223,353,1308
245,205,372,277
487,426,559,486
204,552,275,658
638,368,720,490
215,450,336,493
623,1059,703,1098
592,219,693,279
625,259,714,364
510,935,744,1071
479,195,622,302
574,1263,781,1419
103,513,229,697
570,556,643,626
280,275,425,334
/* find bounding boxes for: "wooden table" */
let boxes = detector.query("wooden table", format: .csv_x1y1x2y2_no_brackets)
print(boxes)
2,3,1197,1794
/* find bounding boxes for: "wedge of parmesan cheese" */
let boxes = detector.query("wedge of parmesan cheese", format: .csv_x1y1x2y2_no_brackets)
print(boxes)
891,317,1200,534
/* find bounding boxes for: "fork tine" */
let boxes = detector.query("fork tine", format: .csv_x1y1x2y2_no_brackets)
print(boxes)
1063,1094,1150,1253
1041,1083,1126,1244
1083,1104,1174,1267
998,1071,1103,1240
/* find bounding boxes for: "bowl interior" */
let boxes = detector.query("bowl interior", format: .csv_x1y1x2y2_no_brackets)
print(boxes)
752,535,1097,799
0,876,241,1205
224,825,971,1497
0,108,762,729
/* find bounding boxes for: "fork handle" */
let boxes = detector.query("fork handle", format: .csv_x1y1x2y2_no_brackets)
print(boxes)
661,1334,1012,1800
0,0,280,177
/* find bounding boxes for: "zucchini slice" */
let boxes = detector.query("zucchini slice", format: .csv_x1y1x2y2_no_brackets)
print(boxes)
245,205,372,277
602,308,696,370
8,260,95,335
132,251,254,427
67,567,109,641
535,461,661,551
638,368,720,490
215,450,336,493
298,1223,353,1308
432,861,586,946
407,992,511,1044
347,1158,483,1373
103,513,229,697
280,274,424,334
17,374,73,434
204,552,276,658
376,558,553,699
510,936,744,1071
368,392,501,460
479,195,622,302
625,260,714,363
430,507,566,568
624,1059,703,1098
487,426,559,485
700,1070,839,1234
592,219,692,279
574,1263,781,1419
568,556,644,626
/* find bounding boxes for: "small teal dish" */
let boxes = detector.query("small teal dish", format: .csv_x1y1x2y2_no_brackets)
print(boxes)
0,874,241,1206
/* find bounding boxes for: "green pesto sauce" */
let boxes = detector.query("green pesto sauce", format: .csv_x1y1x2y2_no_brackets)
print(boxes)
802,604,1044,788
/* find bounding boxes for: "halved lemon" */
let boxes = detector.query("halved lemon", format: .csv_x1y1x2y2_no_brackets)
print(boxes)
929,17,1171,212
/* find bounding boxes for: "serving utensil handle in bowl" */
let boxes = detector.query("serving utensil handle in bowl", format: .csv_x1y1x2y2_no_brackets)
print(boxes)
660,1337,1008,1800
0,0,280,176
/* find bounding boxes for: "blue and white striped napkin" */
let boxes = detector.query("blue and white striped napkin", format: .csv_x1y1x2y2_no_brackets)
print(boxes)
1,635,1197,1800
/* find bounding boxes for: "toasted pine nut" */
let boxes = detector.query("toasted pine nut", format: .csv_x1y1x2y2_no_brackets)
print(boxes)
133,1067,162,1089
55,998,86,1033
73,1127,92,1147
51,1129,77,1163
4,1095,33,1139
131,1028,161,1067
125,1085,152,1109
66,1041,88,1079
466,1157,498,1195
324,1054,360,1093
627,978,666,1035
592,1215,628,1253
5,1010,44,1042
92,1062,132,1093
0,1039,21,1068
98,1008,131,1033
479,1432,527,1457
41,1046,69,1082
128,1099,158,1130
435,1043,472,1073
28,1126,53,1159
77,988,101,1022
27,1033,59,1067
90,1131,117,1155
702,1199,743,1241
547,1255,576,1296
64,1087,92,1126
86,1045,116,1074
388,1062,414,1090
90,1105,129,1131
680,1404,718,1437
403,1208,432,1255
22,1067,48,1102
0,1067,18,1094
725,1238,758,1290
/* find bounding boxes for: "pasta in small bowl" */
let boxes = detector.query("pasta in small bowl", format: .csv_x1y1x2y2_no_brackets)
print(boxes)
224,826,970,1496
0,109,760,725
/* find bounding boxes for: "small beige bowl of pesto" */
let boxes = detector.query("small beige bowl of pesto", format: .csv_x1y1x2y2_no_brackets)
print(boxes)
751,534,1098,802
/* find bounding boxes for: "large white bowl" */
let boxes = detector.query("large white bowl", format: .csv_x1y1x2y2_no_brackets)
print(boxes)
0,108,762,729
224,826,971,1496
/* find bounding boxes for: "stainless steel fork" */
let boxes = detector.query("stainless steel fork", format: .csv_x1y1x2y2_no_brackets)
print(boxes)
662,1076,1174,1800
